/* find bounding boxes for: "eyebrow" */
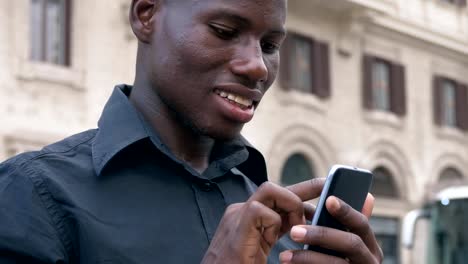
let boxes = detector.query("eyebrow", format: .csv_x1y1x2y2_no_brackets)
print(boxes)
208,9,287,37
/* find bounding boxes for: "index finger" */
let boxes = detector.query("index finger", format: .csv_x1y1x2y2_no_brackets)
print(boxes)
248,182,305,228
286,178,326,201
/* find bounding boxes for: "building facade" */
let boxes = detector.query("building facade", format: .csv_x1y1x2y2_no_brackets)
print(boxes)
1,0,468,263
0,0,137,161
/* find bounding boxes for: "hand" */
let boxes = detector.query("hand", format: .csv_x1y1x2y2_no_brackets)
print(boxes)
279,194,383,264
201,179,326,264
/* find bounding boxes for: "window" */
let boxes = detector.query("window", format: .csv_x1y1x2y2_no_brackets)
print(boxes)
433,76,468,130
30,0,71,66
442,80,457,127
370,167,401,264
372,60,391,111
280,153,314,185
439,167,464,188
289,37,312,94
370,217,400,264
280,32,330,98
363,55,406,116
429,199,468,264
371,166,400,198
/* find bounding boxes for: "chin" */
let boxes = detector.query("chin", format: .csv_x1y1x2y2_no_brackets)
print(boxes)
201,124,244,141
213,132,241,141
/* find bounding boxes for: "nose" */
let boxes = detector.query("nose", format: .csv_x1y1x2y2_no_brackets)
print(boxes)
229,41,268,84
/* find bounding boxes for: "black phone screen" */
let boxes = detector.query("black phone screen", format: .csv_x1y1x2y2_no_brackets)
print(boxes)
315,168,373,231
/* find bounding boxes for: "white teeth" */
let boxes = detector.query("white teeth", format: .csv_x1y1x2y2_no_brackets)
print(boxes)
215,89,253,107
234,97,243,104
234,96,253,107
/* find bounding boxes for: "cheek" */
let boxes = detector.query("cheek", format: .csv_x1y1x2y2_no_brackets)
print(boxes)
177,29,229,73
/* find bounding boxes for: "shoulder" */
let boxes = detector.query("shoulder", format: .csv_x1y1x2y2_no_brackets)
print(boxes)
0,128,99,210
1,129,97,178
0,129,98,262
0,129,98,211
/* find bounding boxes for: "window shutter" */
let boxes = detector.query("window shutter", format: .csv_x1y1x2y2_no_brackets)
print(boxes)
390,63,406,116
362,55,374,110
312,41,331,99
433,76,443,126
455,83,468,130
279,33,292,90
65,0,72,66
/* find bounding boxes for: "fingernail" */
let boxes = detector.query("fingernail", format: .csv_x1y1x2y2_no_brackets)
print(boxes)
279,251,293,263
290,226,307,240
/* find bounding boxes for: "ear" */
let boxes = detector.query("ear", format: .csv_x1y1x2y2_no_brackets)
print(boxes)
129,0,159,43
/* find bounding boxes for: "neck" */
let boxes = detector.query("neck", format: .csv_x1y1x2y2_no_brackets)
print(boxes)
130,80,215,174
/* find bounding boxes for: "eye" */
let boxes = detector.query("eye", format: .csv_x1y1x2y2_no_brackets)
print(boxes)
209,23,238,40
261,41,280,54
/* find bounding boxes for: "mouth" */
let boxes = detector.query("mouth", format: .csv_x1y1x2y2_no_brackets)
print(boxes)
211,83,263,123
213,88,254,110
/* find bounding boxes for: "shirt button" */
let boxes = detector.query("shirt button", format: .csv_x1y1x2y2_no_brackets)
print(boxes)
201,182,213,192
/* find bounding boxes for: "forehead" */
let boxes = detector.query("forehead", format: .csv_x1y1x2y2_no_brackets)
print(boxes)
180,0,287,29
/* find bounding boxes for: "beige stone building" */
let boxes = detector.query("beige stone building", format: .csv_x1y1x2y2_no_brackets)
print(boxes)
0,0,137,160
1,0,468,263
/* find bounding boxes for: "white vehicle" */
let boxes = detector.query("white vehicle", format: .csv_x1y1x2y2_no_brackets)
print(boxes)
402,185,468,264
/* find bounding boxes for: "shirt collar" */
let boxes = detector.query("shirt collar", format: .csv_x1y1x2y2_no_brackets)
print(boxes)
92,85,149,175
236,137,268,186
92,84,268,185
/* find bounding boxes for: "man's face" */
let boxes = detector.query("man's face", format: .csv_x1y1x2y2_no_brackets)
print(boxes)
147,0,287,140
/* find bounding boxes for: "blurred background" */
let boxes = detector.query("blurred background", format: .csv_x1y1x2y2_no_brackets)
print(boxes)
1,0,468,263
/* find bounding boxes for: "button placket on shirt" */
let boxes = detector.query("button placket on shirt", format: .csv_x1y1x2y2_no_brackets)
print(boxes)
192,179,226,242
201,181,213,192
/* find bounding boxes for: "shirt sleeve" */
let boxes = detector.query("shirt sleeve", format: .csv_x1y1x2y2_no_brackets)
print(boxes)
0,159,68,263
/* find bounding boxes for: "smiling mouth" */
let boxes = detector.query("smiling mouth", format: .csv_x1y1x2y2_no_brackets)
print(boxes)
214,89,254,110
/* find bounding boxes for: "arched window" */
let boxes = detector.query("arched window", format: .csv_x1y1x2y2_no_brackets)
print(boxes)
280,153,314,185
369,217,399,264
371,166,399,198
369,166,401,264
439,167,464,186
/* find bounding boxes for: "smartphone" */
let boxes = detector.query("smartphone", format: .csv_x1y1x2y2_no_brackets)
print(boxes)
304,165,373,257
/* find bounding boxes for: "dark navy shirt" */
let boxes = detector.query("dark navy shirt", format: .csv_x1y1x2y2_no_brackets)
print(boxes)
0,85,298,264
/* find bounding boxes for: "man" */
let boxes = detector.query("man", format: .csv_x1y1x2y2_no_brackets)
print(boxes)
0,0,383,263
